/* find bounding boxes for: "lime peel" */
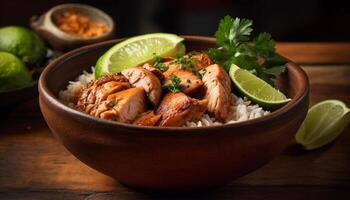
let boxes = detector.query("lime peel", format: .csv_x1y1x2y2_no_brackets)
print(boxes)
229,64,291,110
295,100,350,150
95,33,185,77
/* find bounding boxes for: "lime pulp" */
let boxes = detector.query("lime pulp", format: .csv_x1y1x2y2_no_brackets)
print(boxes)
295,100,350,150
95,33,185,78
229,64,291,110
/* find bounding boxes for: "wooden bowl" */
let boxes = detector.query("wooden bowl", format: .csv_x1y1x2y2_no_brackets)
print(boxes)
31,3,115,51
38,36,309,191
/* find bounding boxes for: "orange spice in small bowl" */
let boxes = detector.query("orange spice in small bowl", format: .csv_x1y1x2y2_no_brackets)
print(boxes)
54,11,109,38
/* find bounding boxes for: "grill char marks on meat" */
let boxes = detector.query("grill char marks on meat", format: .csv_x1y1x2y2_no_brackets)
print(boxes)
75,74,146,123
75,74,130,113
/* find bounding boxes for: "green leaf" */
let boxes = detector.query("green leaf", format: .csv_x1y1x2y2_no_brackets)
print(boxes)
263,65,286,76
215,15,235,46
253,32,275,57
262,53,287,68
153,56,167,72
230,54,259,71
237,43,255,57
231,18,253,44
256,68,275,86
162,75,181,93
208,15,286,86
215,15,253,47
206,47,235,71
206,48,223,61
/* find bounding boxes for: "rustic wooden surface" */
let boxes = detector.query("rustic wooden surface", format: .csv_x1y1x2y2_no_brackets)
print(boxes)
1,44,350,199
276,42,350,64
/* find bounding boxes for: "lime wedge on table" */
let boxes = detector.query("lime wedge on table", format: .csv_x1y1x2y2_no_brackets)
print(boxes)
95,33,185,77
229,64,291,110
295,100,350,150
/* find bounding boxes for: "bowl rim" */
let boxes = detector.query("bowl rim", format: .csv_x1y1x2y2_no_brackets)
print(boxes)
39,35,309,133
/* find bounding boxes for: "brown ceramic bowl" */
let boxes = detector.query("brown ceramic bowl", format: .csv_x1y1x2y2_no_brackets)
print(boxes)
39,36,309,191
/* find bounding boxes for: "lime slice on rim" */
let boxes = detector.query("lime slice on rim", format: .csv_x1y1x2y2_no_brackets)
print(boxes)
229,64,291,110
95,33,185,77
295,100,350,150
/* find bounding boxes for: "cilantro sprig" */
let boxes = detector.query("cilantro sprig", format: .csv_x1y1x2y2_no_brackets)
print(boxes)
207,15,287,86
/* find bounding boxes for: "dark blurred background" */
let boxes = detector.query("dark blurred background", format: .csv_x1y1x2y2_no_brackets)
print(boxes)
0,0,349,41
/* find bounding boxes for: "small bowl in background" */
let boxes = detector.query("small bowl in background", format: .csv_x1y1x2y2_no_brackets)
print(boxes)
30,3,115,51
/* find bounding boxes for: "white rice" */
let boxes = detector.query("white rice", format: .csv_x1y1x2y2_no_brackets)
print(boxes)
59,68,95,107
183,95,270,127
59,68,269,127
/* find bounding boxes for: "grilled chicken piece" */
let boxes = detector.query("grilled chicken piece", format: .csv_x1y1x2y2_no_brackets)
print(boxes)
133,110,162,126
142,63,165,81
156,92,208,127
92,87,146,123
161,53,212,97
202,64,234,122
163,64,204,97
75,74,130,113
186,52,213,70
122,67,162,106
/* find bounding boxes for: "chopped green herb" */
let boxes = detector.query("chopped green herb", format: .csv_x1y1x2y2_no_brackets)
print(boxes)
163,75,181,93
206,15,287,86
107,99,117,107
170,55,202,77
198,68,206,77
188,62,202,77
153,56,167,72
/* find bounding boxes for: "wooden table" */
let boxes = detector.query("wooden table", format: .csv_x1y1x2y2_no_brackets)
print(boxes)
1,43,350,200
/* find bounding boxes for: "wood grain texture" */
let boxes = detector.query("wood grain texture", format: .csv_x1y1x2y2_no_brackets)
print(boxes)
276,43,350,64
0,66,349,199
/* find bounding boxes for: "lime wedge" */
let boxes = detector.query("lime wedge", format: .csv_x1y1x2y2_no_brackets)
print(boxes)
295,100,350,150
229,64,291,110
95,33,185,77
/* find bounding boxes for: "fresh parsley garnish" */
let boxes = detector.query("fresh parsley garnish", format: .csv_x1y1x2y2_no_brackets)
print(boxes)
207,15,287,86
162,75,181,93
153,56,167,72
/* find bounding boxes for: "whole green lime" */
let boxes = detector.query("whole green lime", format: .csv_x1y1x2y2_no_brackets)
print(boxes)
0,51,33,92
0,26,46,65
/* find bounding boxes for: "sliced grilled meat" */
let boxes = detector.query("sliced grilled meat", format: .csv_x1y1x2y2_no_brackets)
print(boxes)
202,64,235,122
156,92,208,127
92,87,146,123
142,63,165,81
75,74,130,113
163,64,204,97
122,67,162,106
187,52,213,70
